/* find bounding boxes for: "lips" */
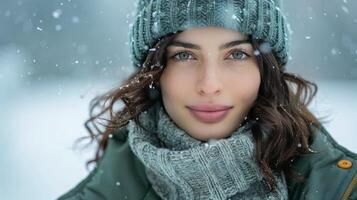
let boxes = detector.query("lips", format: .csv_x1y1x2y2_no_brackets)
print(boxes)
187,104,233,123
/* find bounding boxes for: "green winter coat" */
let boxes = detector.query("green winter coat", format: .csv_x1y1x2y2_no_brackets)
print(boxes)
57,125,357,200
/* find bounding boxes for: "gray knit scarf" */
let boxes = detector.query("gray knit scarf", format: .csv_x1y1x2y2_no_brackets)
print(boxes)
127,101,288,200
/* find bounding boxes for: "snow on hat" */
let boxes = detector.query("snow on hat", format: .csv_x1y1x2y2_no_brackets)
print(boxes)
129,0,289,68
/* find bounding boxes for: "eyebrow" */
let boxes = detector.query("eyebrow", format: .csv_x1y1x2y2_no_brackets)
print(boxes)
167,39,251,50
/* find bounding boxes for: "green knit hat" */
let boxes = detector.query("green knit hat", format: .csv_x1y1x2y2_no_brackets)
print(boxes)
129,0,289,68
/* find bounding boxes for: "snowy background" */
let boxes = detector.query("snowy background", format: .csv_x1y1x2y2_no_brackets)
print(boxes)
0,1,356,200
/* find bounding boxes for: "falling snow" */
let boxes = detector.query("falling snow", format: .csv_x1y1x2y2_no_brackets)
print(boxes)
52,9,63,19
55,24,62,31
72,16,80,23
204,139,219,148
258,42,272,54
341,6,349,14
253,50,260,56
231,14,241,22
331,48,339,55
1,1,357,199
152,22,159,33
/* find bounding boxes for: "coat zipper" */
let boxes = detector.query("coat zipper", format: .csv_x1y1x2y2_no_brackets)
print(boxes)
342,173,357,200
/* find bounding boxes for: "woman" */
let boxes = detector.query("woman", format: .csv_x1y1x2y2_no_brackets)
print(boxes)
58,0,357,199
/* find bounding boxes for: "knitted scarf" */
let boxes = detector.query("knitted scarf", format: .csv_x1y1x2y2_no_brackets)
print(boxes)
127,102,288,200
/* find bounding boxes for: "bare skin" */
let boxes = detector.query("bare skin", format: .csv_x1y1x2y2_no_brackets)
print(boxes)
160,26,261,141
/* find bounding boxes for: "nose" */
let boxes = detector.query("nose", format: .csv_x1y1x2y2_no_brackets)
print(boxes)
196,65,222,96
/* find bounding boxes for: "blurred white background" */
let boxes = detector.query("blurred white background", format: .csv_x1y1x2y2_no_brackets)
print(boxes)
0,0,356,199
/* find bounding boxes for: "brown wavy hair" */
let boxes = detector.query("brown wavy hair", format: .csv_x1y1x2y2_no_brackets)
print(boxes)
76,32,322,191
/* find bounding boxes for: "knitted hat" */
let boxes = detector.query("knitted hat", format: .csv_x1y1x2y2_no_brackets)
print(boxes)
129,0,289,68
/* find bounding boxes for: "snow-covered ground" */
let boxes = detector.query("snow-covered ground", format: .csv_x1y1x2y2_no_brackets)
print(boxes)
0,79,356,200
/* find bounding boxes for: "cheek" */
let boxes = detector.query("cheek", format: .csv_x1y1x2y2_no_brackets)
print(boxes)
228,71,260,102
160,67,192,101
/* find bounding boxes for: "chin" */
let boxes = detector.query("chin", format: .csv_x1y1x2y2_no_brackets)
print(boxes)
187,127,231,141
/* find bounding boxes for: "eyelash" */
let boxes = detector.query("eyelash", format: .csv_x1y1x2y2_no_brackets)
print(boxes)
169,49,251,62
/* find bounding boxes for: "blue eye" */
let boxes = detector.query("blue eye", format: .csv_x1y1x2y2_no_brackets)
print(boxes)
171,51,194,61
228,50,250,60
170,50,250,62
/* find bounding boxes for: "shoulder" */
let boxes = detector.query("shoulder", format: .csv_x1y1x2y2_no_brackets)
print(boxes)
57,126,160,200
287,124,357,200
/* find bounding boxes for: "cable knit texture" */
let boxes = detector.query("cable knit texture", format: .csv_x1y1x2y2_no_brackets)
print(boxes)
127,101,288,200
129,0,289,68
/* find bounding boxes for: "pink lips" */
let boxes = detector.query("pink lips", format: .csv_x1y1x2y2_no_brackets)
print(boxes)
187,104,233,123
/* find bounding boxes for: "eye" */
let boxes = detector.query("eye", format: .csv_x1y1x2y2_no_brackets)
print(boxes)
227,50,250,61
170,51,195,61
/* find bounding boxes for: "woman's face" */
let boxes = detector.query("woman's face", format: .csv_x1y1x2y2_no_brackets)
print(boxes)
159,26,261,141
